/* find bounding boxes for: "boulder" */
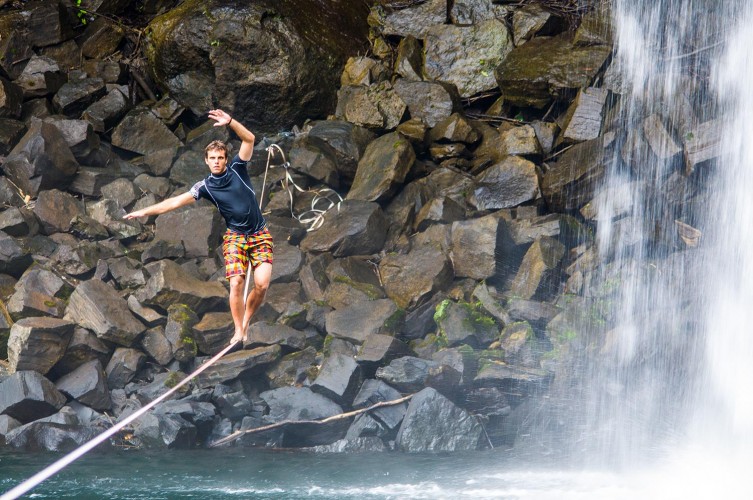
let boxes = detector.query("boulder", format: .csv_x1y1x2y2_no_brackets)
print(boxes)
375,356,440,393
3,120,79,196
311,353,362,406
259,386,347,447
15,55,64,98
347,132,415,202
325,298,402,344
424,19,513,98
32,189,84,234
512,4,559,45
356,334,415,372
270,240,304,283
393,79,461,128
6,268,69,320
299,200,387,257
265,346,318,389
494,33,611,108
154,205,223,258
82,87,129,133
0,371,66,423
0,77,23,118
140,326,174,365
352,379,407,431
64,279,146,346
557,87,608,144
450,213,501,280
111,107,182,155
192,312,233,355
371,0,446,38
53,78,107,117
395,387,482,452
335,82,407,131
51,327,112,377
55,360,111,411
105,347,146,389
469,156,539,211
541,137,607,212
0,232,32,278
379,244,453,310
246,322,306,351
164,303,199,363
194,345,281,389
509,236,566,300
8,317,74,374
0,117,26,155
434,300,498,348
134,259,227,315
4,422,107,452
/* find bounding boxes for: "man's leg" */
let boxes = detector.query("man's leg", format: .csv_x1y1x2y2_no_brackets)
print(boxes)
240,262,272,335
228,274,247,344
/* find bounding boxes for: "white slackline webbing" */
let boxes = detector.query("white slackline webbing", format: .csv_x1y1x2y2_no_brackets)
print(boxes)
0,339,240,500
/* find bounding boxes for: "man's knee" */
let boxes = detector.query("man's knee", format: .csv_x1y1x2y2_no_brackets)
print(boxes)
229,275,245,291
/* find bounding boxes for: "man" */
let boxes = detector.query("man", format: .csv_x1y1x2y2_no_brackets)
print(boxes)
124,109,272,345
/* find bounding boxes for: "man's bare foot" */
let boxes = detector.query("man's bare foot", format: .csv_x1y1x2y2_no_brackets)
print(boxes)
230,330,244,344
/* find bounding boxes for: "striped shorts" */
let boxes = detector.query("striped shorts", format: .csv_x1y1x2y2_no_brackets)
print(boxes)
222,227,274,278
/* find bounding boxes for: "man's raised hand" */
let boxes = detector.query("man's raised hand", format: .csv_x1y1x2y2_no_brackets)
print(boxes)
208,109,232,127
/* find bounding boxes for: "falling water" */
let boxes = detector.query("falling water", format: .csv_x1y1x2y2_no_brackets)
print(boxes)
568,0,753,492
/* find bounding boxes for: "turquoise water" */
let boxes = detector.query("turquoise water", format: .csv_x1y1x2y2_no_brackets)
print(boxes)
0,448,639,500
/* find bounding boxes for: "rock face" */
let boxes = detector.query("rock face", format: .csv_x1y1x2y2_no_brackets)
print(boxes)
0,371,67,423
8,317,74,374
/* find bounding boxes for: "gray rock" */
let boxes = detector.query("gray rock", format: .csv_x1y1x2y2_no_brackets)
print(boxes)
379,244,453,310
512,4,557,46
154,205,223,258
42,116,101,161
356,334,415,372
7,267,68,320
79,16,125,59
393,79,460,128
0,117,26,155
308,436,388,453
53,78,107,117
0,231,32,278
683,118,722,174
82,87,129,133
395,36,423,80
51,327,112,377
0,371,66,423
163,303,199,364
15,55,64,98
541,137,607,212
424,19,513,98
469,156,539,210
434,300,498,348
311,353,362,406
33,189,84,235
135,259,227,315
347,132,414,202
270,240,303,283
140,326,173,365
643,113,681,160
64,279,145,346
265,346,318,389
414,197,465,232
4,422,107,452
8,317,74,374
192,312,233,355
194,345,280,389
373,0,446,38
300,200,387,257
3,120,79,196
450,213,501,280
259,386,347,447
352,379,407,430
246,322,306,351
375,356,440,393
558,87,608,144
55,360,111,411
0,77,23,118
111,107,182,155
106,347,146,389
396,387,482,452
325,298,401,344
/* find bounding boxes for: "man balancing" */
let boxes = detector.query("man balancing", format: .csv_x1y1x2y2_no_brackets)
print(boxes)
124,109,273,345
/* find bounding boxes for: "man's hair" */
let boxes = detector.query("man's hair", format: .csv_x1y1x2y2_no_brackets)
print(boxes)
204,140,228,158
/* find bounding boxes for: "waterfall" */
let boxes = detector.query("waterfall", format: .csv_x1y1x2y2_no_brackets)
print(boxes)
563,0,753,481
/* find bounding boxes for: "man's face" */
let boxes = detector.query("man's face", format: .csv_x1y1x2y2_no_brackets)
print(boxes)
205,149,227,175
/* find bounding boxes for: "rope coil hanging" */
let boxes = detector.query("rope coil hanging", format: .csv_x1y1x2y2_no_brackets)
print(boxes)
262,143,343,232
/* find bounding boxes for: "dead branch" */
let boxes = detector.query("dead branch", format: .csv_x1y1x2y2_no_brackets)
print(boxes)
210,393,414,447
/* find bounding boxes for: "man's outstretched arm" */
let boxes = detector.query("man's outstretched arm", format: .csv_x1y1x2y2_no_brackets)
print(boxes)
208,109,255,162
123,192,195,220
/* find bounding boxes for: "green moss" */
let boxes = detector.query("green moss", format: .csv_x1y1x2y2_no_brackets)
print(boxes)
333,275,383,300
383,308,405,332
322,334,334,357
164,371,185,388
433,299,452,324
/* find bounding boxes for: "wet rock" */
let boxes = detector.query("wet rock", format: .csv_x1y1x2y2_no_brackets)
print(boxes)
375,356,440,393
643,113,681,160
451,0,507,25
341,56,389,86
450,213,501,280
308,436,387,453
469,156,539,210
260,386,347,447
558,87,608,144
413,197,465,232
132,412,197,449
509,236,566,300
111,107,182,155
347,132,414,202
140,326,173,365
194,345,281,389
393,79,461,128
65,279,145,346
55,360,111,411
134,259,227,315
153,400,216,438
79,17,125,59
356,334,414,373
15,55,64,98
395,36,423,80
265,346,318,389
379,244,453,310
3,120,79,196
213,386,254,421
424,19,513,98
311,353,362,406
474,362,552,400
541,137,607,212
246,322,306,351
0,29,33,80
372,0,446,38
271,240,303,283
325,298,402,344
163,303,199,363
51,327,112,378
0,118,25,155
0,414,21,444
512,4,559,45
352,379,407,431
395,387,482,452
0,370,66,423
8,317,74,374
683,118,722,174
4,422,107,452
105,347,147,389
495,34,611,108
300,200,387,257
434,299,498,348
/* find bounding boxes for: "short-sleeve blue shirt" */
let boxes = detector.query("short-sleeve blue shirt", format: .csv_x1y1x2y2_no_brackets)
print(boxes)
190,154,266,234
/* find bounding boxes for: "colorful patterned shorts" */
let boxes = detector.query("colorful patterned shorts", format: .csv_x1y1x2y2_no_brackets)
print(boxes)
222,227,274,278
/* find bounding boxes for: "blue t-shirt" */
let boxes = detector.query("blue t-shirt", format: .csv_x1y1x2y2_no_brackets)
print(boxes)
190,155,266,234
